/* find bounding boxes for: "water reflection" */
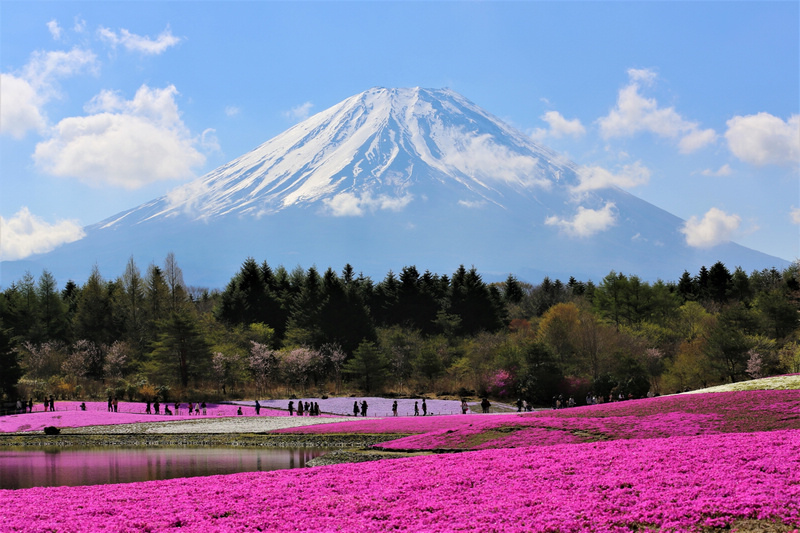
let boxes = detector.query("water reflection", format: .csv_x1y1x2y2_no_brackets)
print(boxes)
0,447,328,489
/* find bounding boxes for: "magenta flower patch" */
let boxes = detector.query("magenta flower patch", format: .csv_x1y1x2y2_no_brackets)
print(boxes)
0,430,798,531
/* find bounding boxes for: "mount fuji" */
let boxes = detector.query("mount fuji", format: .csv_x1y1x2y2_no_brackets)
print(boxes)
2,87,788,288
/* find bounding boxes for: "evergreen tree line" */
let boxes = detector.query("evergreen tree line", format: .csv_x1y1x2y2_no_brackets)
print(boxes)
1,254,798,408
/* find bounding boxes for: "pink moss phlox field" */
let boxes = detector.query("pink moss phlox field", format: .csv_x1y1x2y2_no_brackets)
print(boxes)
1,429,798,532
0,402,286,433
277,390,800,450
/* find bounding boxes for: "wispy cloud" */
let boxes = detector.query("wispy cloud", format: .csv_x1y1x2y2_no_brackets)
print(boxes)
598,68,716,153
34,84,205,189
98,25,181,55
442,129,550,189
681,207,741,248
0,207,85,260
545,202,617,237
47,20,62,40
791,208,800,225
700,164,733,177
284,102,314,122
725,113,800,167
225,105,241,117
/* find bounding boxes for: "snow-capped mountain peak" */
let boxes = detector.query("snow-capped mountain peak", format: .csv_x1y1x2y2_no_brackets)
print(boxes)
122,87,573,225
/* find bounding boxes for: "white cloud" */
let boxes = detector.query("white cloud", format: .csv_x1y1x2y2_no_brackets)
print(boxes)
681,207,741,248
442,130,551,188
0,48,98,139
200,128,220,152
284,102,314,122
0,74,47,138
725,113,800,167
21,48,98,93
532,111,585,141
572,161,650,193
33,84,205,189
678,127,717,154
458,199,487,209
791,208,800,225
47,20,62,40
0,207,85,260
225,105,241,117
545,202,617,237
73,17,87,33
598,68,716,153
323,192,413,217
700,164,732,177
98,25,180,55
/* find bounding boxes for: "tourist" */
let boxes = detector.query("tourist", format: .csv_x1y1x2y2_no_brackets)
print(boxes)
146,400,151,414
516,398,523,412
461,399,469,414
49,396,55,412
304,401,310,415
112,397,118,412
414,401,419,416
481,398,490,413
237,406,243,415
392,400,398,417
107,396,113,412
15,399,22,413
154,400,160,414
27,399,32,413
174,402,180,415
79,402,86,411
164,405,172,415
255,400,261,415
188,402,194,415
195,403,200,415
361,400,368,417
353,401,359,417
297,401,304,417
288,401,294,416
422,399,427,416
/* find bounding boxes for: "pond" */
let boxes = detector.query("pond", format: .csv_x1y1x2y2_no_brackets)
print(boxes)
0,447,329,490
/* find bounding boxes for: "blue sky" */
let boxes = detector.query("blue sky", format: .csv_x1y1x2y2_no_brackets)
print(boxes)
1,1,798,267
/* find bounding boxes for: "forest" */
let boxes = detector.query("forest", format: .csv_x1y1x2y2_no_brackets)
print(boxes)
1,253,798,408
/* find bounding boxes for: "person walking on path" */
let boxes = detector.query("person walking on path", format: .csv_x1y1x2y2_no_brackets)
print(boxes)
422,399,427,416
288,401,294,416
414,401,419,416
353,401,359,417
481,397,491,413
360,400,368,417
255,400,261,415
392,400,398,417
461,399,469,414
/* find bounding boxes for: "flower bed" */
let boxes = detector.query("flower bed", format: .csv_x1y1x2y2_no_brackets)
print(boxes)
277,390,800,450
1,429,798,532
0,402,287,434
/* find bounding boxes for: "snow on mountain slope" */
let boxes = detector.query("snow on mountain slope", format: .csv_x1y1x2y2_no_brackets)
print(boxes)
108,87,573,225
